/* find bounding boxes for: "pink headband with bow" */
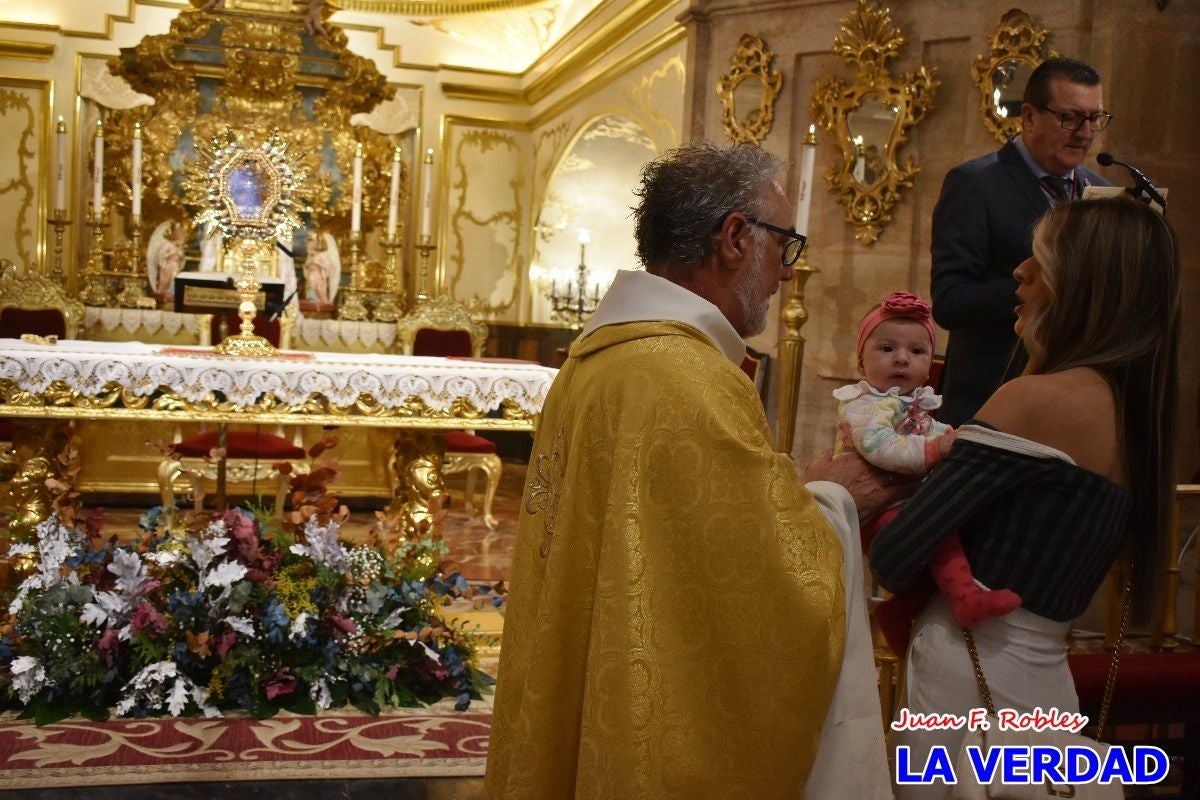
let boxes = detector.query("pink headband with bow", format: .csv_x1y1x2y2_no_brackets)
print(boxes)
856,291,936,363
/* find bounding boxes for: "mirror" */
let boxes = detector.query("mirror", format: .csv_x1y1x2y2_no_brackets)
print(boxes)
810,0,938,244
716,34,783,145
971,9,1057,143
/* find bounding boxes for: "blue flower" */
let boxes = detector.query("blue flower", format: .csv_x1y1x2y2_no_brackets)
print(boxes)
262,600,290,643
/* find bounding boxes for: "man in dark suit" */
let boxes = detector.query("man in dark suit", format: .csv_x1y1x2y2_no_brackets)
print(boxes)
931,57,1111,425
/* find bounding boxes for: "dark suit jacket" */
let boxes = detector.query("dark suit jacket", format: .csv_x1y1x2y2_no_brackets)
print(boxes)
930,141,1107,426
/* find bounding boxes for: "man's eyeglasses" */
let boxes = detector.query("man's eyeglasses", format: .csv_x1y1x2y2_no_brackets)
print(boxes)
1033,105,1113,132
745,216,807,266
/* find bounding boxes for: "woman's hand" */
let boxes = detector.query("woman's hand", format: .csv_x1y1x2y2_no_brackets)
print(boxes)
804,450,918,522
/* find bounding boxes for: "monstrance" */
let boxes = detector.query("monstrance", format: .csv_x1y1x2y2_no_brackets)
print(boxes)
186,129,307,356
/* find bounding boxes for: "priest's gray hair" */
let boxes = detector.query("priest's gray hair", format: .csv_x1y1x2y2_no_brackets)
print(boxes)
633,142,782,279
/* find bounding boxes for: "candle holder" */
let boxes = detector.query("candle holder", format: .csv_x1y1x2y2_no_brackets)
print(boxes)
79,201,113,306
774,255,818,455
49,209,70,287
545,239,601,328
372,236,404,322
338,230,369,321
414,235,436,303
116,214,146,307
213,239,277,357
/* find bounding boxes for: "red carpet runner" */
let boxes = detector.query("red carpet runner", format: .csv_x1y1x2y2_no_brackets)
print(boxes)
0,703,490,788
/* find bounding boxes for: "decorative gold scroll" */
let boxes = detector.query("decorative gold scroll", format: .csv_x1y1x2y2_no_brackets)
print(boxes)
810,0,938,244
971,9,1058,144
716,34,783,145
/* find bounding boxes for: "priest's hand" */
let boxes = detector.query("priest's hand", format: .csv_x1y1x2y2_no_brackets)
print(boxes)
803,450,917,522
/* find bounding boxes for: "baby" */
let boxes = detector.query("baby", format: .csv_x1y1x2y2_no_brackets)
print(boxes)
834,291,1019,651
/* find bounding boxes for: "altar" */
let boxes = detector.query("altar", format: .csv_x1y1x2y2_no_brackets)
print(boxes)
0,338,556,532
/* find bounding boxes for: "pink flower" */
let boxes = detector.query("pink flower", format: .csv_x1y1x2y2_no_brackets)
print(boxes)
264,669,297,700
880,290,931,320
96,628,121,666
215,631,237,658
330,615,358,635
385,664,400,681
131,602,168,636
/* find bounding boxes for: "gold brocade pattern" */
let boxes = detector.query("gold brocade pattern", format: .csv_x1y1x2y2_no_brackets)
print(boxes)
487,322,845,800
526,421,565,558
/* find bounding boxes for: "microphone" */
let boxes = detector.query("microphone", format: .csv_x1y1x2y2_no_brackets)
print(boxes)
268,287,299,321
1096,152,1168,212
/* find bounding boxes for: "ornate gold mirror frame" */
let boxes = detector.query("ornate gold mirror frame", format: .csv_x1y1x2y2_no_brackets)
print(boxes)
716,34,783,145
810,0,938,244
971,9,1058,144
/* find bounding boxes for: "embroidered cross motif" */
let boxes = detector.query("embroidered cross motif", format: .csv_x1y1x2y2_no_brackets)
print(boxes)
526,422,566,558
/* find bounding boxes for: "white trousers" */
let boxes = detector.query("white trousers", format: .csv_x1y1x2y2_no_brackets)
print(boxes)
891,595,1077,800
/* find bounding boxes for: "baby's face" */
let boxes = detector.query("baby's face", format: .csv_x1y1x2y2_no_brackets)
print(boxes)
860,318,933,397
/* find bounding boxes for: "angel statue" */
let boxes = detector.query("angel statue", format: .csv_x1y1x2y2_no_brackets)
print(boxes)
145,220,185,301
305,231,341,306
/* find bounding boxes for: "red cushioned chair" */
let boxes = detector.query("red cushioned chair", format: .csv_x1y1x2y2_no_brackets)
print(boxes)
396,295,500,528
0,260,84,472
157,313,306,516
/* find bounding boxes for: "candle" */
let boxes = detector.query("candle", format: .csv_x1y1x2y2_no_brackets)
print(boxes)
350,141,363,233
131,122,143,217
419,148,434,240
53,116,66,212
386,146,401,239
794,123,817,236
92,118,104,214
852,134,865,184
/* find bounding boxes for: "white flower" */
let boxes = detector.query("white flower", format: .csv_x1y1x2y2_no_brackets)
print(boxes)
310,678,333,710
290,611,311,640
143,550,181,567
224,616,256,637
5,542,33,558
201,560,247,591
116,661,220,718
108,549,152,597
290,517,349,572
11,656,48,704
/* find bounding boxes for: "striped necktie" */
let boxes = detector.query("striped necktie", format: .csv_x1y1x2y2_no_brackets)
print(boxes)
1039,175,1073,202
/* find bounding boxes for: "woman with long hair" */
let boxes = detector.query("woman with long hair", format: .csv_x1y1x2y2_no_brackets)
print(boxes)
868,196,1180,798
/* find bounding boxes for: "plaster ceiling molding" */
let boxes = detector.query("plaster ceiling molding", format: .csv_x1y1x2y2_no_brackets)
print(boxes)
80,59,153,110
349,87,421,134
336,0,602,73
580,114,655,150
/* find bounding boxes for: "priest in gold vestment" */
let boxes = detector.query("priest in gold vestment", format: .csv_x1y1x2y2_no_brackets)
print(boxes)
486,144,892,799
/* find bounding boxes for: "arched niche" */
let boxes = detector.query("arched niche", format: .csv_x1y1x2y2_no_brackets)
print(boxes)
529,114,658,326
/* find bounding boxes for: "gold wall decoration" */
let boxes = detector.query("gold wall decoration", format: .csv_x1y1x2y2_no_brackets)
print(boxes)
445,118,527,321
0,77,48,276
625,53,685,151
716,34,782,145
810,0,938,244
971,9,1058,144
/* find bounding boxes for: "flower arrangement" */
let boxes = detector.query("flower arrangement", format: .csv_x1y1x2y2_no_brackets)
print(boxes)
0,443,498,725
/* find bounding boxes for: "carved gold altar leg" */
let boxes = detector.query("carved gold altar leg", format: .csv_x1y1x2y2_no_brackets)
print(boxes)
388,430,447,540
775,257,818,454
4,420,71,535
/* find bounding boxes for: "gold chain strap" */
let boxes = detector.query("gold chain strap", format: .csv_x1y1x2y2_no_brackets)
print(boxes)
961,578,1131,742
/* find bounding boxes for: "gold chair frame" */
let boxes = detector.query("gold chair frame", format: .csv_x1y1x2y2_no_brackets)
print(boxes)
157,319,307,517
0,261,85,340
396,295,500,528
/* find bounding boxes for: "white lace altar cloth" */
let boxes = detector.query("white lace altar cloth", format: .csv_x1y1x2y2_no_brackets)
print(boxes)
83,307,203,340
292,317,397,352
0,339,556,415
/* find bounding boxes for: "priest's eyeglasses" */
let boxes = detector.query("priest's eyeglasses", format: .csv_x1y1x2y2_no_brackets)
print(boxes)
746,216,807,267
1032,105,1113,131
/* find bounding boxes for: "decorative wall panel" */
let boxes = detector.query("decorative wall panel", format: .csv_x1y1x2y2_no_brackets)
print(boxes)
0,76,49,274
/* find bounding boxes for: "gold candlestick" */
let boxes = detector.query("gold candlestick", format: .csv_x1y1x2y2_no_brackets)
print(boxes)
79,201,112,306
775,256,818,455
338,229,369,321
117,214,146,307
50,209,70,287
414,235,436,303
372,236,403,322
213,239,277,357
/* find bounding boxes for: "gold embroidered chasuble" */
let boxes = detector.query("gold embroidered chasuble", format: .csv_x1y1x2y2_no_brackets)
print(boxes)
485,321,845,800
